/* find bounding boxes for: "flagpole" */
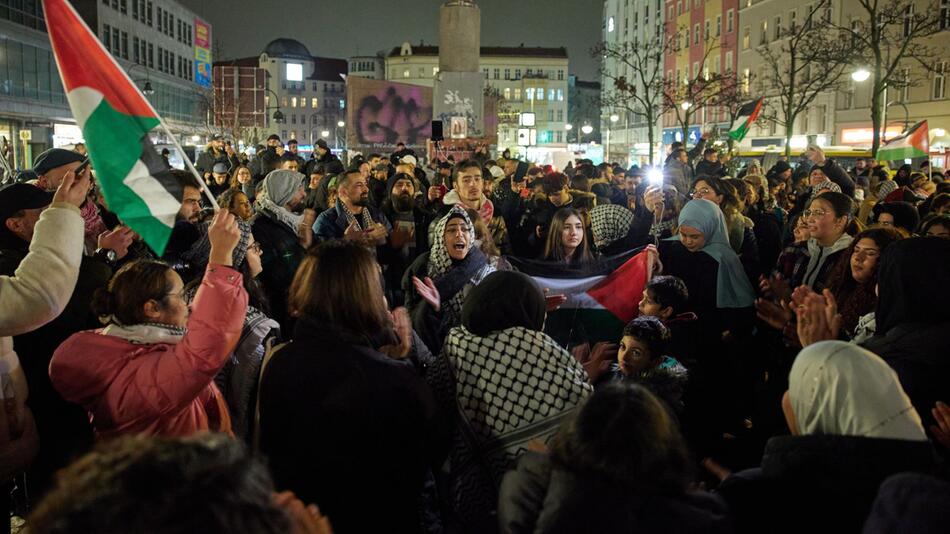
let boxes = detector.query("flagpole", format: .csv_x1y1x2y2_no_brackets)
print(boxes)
155,117,219,210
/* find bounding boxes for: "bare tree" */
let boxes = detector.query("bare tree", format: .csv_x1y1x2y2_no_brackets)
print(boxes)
831,0,941,155
592,31,666,165
662,33,730,149
754,0,853,157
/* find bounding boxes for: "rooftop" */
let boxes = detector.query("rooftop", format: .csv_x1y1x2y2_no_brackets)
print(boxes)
388,43,568,59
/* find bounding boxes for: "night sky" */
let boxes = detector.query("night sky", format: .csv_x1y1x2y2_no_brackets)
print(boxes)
178,0,602,80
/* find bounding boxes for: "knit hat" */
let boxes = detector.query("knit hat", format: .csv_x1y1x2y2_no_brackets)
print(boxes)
387,172,415,196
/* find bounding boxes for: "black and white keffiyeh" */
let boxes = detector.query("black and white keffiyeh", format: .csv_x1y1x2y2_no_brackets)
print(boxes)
427,324,592,524
340,199,376,231
427,206,494,327
590,204,634,249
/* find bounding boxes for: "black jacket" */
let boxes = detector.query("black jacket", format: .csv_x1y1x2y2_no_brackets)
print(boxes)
499,452,732,534
251,212,306,332
259,318,449,534
718,434,937,534
195,147,238,177
695,159,726,178
381,202,432,306
861,321,950,432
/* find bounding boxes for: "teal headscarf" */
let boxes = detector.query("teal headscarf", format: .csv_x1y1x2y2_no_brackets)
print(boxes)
671,199,755,308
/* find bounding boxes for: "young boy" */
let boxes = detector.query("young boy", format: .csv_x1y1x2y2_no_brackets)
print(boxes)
615,316,688,416
638,275,700,369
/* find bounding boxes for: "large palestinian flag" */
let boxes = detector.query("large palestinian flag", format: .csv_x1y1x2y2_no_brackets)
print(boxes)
44,0,182,255
508,248,653,346
877,120,929,162
728,97,764,143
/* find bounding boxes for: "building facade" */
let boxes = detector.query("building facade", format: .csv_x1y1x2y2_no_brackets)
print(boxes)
211,62,267,146
234,39,348,149
0,0,209,170
348,54,385,80
384,42,570,156
568,77,602,144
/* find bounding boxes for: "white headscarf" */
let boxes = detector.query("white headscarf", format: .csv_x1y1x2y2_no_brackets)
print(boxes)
789,341,926,441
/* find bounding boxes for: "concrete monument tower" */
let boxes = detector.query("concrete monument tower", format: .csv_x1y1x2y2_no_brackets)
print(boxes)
434,0,485,139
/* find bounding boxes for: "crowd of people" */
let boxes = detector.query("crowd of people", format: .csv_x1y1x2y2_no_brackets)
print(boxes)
0,132,949,533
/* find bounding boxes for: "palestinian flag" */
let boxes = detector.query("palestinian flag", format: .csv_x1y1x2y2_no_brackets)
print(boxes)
728,97,764,142
507,248,653,346
877,120,929,162
44,0,182,255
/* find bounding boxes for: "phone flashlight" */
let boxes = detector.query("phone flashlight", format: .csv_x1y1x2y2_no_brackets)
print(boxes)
647,168,664,186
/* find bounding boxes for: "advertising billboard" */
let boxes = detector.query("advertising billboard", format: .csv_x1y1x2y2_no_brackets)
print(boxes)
194,18,212,88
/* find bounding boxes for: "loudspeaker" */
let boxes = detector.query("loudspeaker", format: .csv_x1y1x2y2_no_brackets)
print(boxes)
431,120,444,141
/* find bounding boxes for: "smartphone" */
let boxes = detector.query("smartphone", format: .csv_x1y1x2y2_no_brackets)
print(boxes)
74,157,91,177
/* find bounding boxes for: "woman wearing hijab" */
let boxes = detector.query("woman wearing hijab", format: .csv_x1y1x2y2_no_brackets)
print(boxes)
719,341,935,534
251,169,311,331
658,199,756,335
426,271,591,531
861,236,950,432
404,206,495,353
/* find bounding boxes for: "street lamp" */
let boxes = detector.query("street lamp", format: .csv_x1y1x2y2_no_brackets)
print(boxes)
321,130,330,138
264,88,285,125
337,120,345,128
681,101,692,110
126,63,154,95
581,124,593,135
609,114,619,123
851,68,871,82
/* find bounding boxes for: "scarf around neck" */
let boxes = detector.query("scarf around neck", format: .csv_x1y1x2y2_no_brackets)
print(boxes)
427,207,494,326
442,189,495,223
101,323,187,345
340,199,376,230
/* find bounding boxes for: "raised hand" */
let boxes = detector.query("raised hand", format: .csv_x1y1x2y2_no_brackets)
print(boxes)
52,163,92,208
755,298,792,331
207,209,240,266
795,291,841,347
343,220,364,242
412,276,441,312
930,401,950,451
379,307,413,360
97,226,135,260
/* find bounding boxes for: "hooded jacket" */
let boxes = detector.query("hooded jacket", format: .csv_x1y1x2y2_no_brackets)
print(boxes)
49,265,247,439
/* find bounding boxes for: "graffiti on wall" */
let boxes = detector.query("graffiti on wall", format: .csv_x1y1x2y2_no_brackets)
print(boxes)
347,77,432,148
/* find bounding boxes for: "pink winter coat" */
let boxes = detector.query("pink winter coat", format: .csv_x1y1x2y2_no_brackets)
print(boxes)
49,265,248,440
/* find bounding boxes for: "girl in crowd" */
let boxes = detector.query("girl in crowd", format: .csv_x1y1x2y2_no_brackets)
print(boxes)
658,199,756,334
872,200,920,236
181,220,277,442
465,208,512,271
259,240,446,534
768,192,854,298
718,342,934,534
230,164,254,199
48,211,248,439
429,271,591,530
405,206,495,352
541,207,594,266
218,189,254,221
690,176,755,255
919,213,950,237
499,383,730,534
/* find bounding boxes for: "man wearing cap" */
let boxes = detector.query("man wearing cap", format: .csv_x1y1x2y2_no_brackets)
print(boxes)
313,139,339,166
0,171,91,490
391,142,414,164
33,148,86,193
196,135,238,181
0,179,122,498
208,162,232,198
398,154,431,192
250,134,283,182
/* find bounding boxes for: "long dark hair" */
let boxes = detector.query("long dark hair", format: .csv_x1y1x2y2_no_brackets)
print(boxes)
91,260,175,326
826,227,903,333
542,207,593,264
550,382,690,495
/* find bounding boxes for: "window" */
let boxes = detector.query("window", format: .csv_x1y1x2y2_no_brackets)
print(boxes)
898,67,911,102
727,9,734,32
495,68,501,80
147,43,153,68
693,62,700,78
668,6,675,19
903,4,914,37
843,87,855,109
705,20,710,40
557,109,564,121
132,0,138,19
817,105,827,132
133,36,140,63
146,1,152,26
527,88,534,100
504,87,511,99
725,51,733,71
403,69,410,78
291,97,297,108
120,0,126,14
685,28,690,47
557,70,564,80
280,97,288,107
790,10,798,32
286,63,303,81
557,89,564,101
548,109,554,122
121,32,128,59
941,0,950,30
556,131,563,143
312,98,318,108
527,68,533,76
742,68,751,94
113,31,120,56
514,88,522,100
312,82,318,91
934,62,947,99
291,114,296,125
340,99,345,109
694,23,700,44
155,7,161,31
716,15,722,36
102,25,111,51
548,88,555,100
433,67,439,76
760,21,768,45
608,16,615,32
775,16,782,40
418,67,424,77
536,88,544,101
515,68,521,79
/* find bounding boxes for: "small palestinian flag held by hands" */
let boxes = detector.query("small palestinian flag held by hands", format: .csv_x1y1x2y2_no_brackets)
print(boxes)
728,97,765,143
44,0,184,255
876,120,929,162
507,248,654,346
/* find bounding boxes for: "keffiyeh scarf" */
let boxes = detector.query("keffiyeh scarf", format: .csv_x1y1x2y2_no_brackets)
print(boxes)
100,323,186,345
427,325,592,525
810,180,842,198
427,206,494,327
590,204,634,249
340,200,376,230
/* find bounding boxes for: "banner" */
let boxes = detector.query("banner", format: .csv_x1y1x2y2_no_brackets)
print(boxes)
194,18,211,88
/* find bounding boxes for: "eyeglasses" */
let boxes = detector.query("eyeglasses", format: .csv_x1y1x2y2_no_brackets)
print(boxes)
691,187,712,197
164,289,187,301
248,242,262,253
803,208,829,218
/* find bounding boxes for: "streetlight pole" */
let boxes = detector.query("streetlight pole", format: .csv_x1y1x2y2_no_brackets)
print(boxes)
608,114,619,163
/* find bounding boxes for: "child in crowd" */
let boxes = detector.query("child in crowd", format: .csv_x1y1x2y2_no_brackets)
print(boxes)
638,275,700,369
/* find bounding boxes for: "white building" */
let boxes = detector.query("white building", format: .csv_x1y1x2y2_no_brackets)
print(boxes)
348,54,385,80
384,42,570,156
